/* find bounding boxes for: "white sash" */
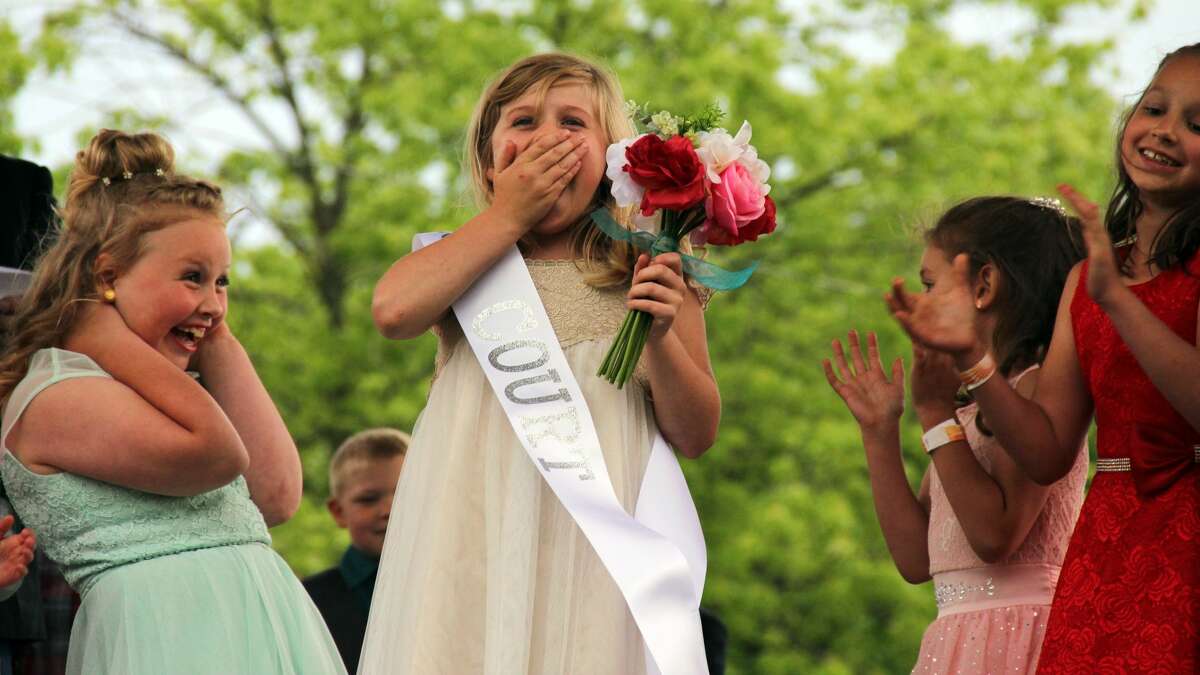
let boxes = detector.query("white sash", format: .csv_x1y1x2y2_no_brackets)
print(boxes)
413,233,709,675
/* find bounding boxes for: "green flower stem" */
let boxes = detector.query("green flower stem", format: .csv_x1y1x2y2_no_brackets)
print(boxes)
599,310,633,375
618,311,652,386
598,309,635,381
598,204,706,387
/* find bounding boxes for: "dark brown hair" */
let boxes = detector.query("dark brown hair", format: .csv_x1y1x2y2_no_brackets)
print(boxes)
1106,43,1200,273
927,197,1085,377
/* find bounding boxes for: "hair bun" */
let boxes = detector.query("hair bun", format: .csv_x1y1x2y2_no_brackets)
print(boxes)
75,129,175,179
67,129,177,205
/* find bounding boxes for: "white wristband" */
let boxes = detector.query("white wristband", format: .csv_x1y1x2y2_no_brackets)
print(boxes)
922,418,965,454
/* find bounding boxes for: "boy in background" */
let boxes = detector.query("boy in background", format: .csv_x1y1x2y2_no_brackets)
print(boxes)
303,428,408,674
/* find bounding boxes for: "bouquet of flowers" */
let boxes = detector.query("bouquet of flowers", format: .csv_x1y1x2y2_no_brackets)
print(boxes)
593,103,777,387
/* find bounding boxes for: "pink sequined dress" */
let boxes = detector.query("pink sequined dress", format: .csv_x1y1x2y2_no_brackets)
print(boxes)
911,367,1088,675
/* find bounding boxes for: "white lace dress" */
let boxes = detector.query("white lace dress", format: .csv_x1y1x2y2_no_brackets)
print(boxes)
359,259,683,674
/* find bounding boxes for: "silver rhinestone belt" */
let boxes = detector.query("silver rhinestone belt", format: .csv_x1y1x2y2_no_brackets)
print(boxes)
1095,445,1200,472
934,577,996,609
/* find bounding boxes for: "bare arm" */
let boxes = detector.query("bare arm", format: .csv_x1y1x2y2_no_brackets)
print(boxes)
1099,291,1200,427
888,258,1093,484
12,305,248,495
634,254,721,458
371,210,526,339
372,131,588,339
913,354,1055,562
192,326,301,526
862,426,933,583
1060,185,1200,430
824,331,930,583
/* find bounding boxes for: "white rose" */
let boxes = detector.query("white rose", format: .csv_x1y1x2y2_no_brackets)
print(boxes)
696,120,755,183
605,134,649,208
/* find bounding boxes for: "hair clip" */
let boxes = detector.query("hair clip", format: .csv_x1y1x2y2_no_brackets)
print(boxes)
99,167,167,186
1030,196,1067,216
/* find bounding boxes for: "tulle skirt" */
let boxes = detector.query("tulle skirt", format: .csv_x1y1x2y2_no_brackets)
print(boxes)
358,340,651,674
912,564,1059,674
67,542,346,675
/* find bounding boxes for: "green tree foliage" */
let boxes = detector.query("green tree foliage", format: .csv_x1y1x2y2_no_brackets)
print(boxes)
0,21,35,155
20,0,1124,671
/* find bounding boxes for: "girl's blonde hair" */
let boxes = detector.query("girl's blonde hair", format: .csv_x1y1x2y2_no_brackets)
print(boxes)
465,52,636,287
0,129,226,406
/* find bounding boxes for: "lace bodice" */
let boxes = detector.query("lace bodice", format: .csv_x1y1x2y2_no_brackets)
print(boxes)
434,259,653,388
927,368,1088,575
0,349,271,595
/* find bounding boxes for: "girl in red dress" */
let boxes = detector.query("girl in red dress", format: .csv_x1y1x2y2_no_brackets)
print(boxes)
885,42,1200,673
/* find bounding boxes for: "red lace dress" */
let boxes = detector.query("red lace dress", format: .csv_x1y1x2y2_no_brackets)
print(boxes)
1036,254,1200,674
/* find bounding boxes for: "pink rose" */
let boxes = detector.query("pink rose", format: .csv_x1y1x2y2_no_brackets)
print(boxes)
705,196,777,246
704,161,765,240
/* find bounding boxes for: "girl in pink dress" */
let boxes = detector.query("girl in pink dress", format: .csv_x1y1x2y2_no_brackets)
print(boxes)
887,43,1200,673
825,197,1088,673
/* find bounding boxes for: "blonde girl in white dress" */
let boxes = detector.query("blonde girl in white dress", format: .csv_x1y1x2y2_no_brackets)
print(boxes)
359,53,720,674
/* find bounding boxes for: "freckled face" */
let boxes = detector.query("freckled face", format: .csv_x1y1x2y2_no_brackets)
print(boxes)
109,216,231,370
489,80,608,237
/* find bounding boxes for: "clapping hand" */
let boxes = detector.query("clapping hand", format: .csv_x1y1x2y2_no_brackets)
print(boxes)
0,516,35,588
910,344,961,422
1057,183,1126,308
885,257,979,357
824,330,905,438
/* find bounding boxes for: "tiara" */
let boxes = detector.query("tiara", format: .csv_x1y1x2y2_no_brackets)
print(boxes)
1029,196,1067,216
101,167,167,186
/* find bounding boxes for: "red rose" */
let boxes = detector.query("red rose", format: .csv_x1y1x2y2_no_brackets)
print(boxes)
624,135,707,215
705,195,777,246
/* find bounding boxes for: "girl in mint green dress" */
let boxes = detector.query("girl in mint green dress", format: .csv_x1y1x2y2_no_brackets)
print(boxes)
0,130,345,674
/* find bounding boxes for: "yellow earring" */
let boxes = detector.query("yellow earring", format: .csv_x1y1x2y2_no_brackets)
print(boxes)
103,289,116,303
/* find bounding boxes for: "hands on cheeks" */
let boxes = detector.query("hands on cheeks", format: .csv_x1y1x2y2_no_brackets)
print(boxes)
1057,183,1126,307
823,330,905,436
188,319,234,375
0,515,35,588
628,252,688,340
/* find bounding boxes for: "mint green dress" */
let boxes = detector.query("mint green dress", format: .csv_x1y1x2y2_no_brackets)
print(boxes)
0,348,346,674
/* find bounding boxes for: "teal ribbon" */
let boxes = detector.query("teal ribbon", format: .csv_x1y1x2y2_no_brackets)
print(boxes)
590,209,758,291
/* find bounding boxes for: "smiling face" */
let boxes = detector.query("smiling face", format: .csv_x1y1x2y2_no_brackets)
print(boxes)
1120,52,1200,209
107,214,231,370
488,80,608,239
329,455,405,558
